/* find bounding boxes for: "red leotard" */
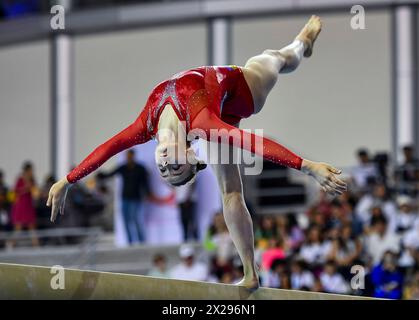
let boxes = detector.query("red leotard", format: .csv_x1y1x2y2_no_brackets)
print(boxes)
67,66,303,183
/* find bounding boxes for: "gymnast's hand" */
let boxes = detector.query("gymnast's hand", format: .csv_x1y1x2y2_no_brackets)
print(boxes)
47,177,70,222
301,159,347,196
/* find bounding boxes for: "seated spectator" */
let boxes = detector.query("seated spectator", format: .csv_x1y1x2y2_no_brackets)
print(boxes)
355,183,397,228
371,251,404,299
306,190,333,221
395,145,419,196
403,270,419,300
365,215,400,265
290,259,315,290
338,191,364,236
148,254,170,278
326,199,350,230
275,213,304,251
206,213,235,267
254,215,277,249
327,227,362,281
89,176,114,231
279,271,292,290
35,175,55,230
399,219,419,268
299,226,330,267
319,260,350,294
350,148,378,192
261,238,286,272
0,189,11,234
261,258,287,288
394,195,417,234
311,277,325,292
170,245,208,281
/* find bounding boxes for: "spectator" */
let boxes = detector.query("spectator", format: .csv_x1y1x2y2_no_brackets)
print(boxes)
255,215,277,249
279,271,292,289
98,149,150,244
89,176,114,231
371,251,404,299
148,254,170,278
319,260,350,294
0,188,11,233
365,215,400,265
312,277,324,292
176,182,198,241
0,169,8,194
355,183,397,228
35,175,55,230
261,258,287,288
299,225,330,267
350,148,378,191
58,175,105,238
206,213,235,268
394,195,417,234
395,145,419,192
170,245,208,281
261,238,286,272
9,161,39,247
306,190,333,221
399,219,419,268
275,213,304,251
404,271,419,300
290,259,315,290
327,224,362,274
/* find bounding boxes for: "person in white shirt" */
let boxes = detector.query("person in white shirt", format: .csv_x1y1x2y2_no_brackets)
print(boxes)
170,245,208,281
319,260,350,294
290,259,315,290
394,195,418,234
365,215,401,265
355,183,397,229
299,226,331,266
399,219,419,267
350,149,378,191
148,253,170,278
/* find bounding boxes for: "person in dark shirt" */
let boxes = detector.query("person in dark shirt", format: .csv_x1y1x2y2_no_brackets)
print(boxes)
98,149,150,244
395,145,419,196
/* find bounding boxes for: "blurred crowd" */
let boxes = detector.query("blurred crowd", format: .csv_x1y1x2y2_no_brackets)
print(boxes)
0,159,115,248
147,146,419,300
1,145,419,299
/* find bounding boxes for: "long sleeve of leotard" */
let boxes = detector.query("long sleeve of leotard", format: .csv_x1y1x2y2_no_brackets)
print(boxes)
191,108,303,170
66,111,150,183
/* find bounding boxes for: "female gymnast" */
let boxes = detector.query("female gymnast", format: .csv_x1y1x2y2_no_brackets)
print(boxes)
47,16,346,289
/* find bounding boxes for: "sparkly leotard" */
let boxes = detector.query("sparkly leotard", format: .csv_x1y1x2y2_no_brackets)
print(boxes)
67,66,303,183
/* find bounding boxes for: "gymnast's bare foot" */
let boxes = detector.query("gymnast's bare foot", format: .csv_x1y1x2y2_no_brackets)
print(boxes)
236,273,260,291
296,15,322,57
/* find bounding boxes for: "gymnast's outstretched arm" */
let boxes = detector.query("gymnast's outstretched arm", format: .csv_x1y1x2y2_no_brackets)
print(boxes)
47,111,150,222
192,107,347,195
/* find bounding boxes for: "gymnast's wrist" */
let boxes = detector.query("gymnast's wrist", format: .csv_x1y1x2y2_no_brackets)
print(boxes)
64,175,72,185
301,159,314,174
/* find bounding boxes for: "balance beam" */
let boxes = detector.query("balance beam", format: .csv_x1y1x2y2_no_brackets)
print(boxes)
0,263,372,300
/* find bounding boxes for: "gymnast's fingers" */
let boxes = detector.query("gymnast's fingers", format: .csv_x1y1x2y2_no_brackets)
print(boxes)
327,165,342,175
50,198,59,222
46,189,53,207
331,175,347,188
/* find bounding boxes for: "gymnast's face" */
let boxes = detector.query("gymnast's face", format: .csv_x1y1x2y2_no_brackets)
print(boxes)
155,142,198,186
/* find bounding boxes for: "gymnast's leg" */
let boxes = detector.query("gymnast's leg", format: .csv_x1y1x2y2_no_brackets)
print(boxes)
242,15,322,112
211,147,259,290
